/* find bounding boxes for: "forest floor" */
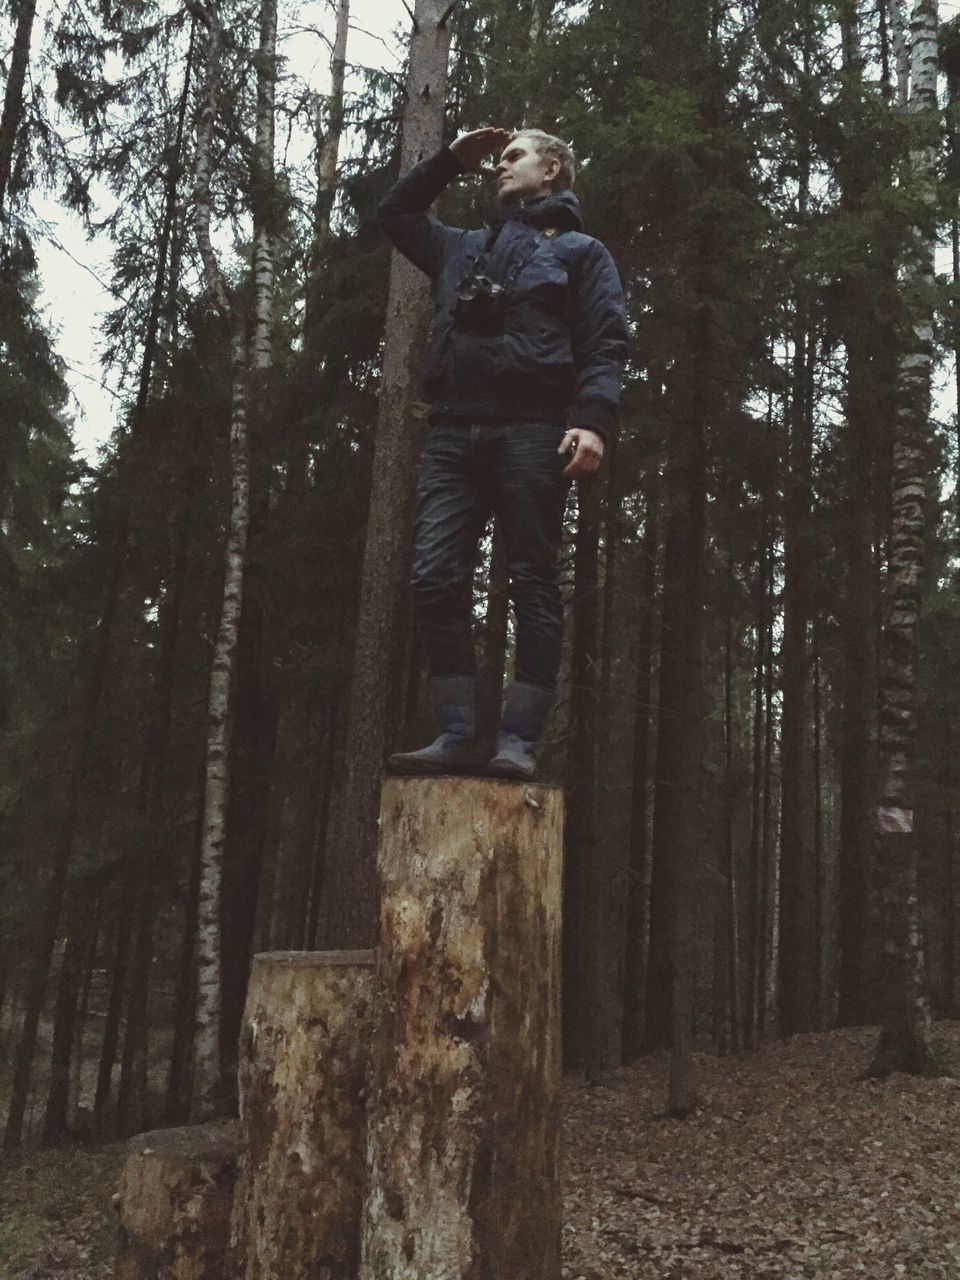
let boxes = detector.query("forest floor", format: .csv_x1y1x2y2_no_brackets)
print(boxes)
1,1023,959,1278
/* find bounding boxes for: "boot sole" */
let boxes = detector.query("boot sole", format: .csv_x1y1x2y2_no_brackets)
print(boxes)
386,756,490,777
487,759,536,782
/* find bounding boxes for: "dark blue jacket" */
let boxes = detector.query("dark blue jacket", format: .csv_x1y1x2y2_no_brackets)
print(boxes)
378,147,628,441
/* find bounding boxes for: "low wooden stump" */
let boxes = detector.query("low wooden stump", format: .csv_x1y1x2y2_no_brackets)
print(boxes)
361,776,563,1280
229,950,376,1279
115,1119,241,1280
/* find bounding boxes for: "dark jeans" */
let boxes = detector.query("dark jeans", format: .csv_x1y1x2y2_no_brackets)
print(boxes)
412,419,571,692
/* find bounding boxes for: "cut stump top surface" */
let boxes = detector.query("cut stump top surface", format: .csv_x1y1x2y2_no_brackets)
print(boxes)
124,1119,242,1161
252,949,376,968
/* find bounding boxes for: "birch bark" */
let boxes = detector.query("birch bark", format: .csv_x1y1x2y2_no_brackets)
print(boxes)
887,0,912,106
191,0,277,1118
868,0,939,1078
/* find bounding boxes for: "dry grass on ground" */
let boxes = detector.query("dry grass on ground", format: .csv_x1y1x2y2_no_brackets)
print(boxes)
1,1025,958,1278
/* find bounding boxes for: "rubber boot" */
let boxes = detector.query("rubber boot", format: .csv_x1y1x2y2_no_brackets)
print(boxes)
487,681,554,781
386,676,487,776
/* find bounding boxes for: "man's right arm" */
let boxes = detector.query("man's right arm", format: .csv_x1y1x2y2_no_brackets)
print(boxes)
377,148,465,280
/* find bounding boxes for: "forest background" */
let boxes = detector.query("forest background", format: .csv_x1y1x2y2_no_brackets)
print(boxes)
3,0,960,1156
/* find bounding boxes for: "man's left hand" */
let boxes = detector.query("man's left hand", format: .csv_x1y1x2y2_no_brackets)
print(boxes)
559,428,605,477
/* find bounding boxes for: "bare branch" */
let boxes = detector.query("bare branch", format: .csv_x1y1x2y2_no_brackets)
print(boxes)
284,22,334,52
348,20,403,62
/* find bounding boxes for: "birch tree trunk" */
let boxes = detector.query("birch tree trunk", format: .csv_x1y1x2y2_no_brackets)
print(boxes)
888,0,912,107
318,0,456,950
219,0,280,1095
868,0,939,1078
192,0,277,1117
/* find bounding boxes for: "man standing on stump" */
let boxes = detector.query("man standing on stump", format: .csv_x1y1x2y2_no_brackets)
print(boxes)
380,126,628,780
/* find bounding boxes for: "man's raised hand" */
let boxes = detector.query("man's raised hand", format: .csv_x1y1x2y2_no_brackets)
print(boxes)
450,127,513,173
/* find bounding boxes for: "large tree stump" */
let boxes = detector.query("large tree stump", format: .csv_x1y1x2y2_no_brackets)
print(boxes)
229,950,375,1279
115,1120,241,1280
361,776,563,1280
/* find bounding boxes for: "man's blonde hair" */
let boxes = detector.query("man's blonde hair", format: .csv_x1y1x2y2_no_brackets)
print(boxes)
510,129,577,192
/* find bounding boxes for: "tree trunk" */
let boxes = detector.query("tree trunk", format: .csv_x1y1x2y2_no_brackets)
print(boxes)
306,704,342,949
758,532,777,1039
191,0,276,1116
192,253,252,1116
228,951,374,1278
117,885,156,1137
362,776,562,1280
886,0,911,106
745,502,770,1049
318,0,456,951
165,805,204,1125
115,1121,242,1280
646,294,709,1083
564,475,609,1076
778,323,818,1036
70,908,100,1128
0,0,38,210
621,455,660,1062
665,302,709,1116
812,620,825,1025
219,0,281,1095
867,0,939,1079
262,694,328,949
40,906,88,1142
722,560,742,1054
305,0,350,333
837,0,881,1028
95,908,133,1138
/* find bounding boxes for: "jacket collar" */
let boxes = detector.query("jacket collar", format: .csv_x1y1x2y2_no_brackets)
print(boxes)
490,189,584,233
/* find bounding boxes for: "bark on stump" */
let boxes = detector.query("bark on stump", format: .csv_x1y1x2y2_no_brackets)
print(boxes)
361,776,563,1280
115,1119,241,1280
230,950,376,1278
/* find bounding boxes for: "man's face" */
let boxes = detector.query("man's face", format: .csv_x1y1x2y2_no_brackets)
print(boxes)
495,138,558,202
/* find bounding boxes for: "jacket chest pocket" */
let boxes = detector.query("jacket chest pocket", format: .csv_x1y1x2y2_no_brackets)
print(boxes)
511,260,570,308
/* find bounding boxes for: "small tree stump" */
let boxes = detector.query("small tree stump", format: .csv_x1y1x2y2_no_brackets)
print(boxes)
361,776,563,1280
115,1119,241,1280
229,950,375,1279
